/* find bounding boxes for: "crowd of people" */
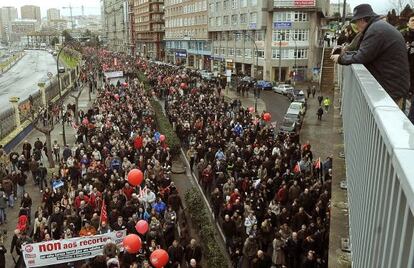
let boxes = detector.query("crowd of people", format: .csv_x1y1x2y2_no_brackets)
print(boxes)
0,49,205,268
143,59,332,267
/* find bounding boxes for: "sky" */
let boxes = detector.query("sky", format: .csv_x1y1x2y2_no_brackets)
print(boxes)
0,0,101,17
341,0,395,14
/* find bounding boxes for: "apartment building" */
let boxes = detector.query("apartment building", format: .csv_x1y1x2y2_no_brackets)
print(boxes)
47,8,61,21
0,6,18,41
21,5,41,23
164,0,210,69
208,0,329,81
102,0,129,53
129,0,164,59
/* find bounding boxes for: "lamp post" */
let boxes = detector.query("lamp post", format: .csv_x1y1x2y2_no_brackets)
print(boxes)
234,31,259,112
293,38,297,86
278,32,285,85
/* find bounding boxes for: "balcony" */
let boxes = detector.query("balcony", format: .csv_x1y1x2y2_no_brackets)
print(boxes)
340,64,414,267
273,0,316,8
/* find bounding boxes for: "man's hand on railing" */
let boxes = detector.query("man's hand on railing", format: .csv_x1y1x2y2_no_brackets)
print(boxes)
331,54,340,64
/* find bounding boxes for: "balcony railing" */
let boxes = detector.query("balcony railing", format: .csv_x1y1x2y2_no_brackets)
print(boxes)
273,0,316,8
340,64,414,267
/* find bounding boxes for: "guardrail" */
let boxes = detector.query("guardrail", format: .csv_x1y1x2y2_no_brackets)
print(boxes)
340,64,414,267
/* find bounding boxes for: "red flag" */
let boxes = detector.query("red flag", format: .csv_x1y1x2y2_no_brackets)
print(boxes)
100,199,107,223
293,162,301,173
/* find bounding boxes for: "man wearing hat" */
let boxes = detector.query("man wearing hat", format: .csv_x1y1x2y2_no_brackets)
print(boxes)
331,4,409,107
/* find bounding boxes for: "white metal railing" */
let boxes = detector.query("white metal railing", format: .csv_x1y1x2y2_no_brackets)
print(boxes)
340,64,414,268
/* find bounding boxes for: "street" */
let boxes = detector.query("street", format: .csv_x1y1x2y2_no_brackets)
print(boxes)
260,89,291,125
0,50,56,112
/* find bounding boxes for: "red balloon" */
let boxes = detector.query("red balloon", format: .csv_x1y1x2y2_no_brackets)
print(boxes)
123,234,142,254
135,220,149,235
128,169,144,186
150,249,169,268
159,134,166,142
263,112,271,122
248,107,255,113
180,82,187,89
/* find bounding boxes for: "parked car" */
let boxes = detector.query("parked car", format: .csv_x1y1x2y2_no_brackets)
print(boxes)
273,83,294,95
288,89,305,102
279,117,299,134
288,101,306,115
255,80,273,90
284,110,302,126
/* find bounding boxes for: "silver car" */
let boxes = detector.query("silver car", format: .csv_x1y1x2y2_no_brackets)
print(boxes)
273,83,294,95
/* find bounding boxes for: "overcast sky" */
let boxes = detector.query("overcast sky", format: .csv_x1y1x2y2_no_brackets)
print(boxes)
347,0,392,14
0,0,101,17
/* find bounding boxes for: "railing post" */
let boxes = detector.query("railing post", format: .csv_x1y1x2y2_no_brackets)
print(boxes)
9,96,21,128
69,68,72,87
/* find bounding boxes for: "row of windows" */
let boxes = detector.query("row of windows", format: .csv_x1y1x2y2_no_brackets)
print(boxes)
210,31,263,41
272,29,309,42
212,47,308,59
165,15,207,27
165,0,207,15
166,41,211,51
209,12,257,27
165,28,207,38
273,11,309,22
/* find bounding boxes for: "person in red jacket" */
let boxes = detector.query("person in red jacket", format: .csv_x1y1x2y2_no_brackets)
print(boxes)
74,191,90,209
276,184,288,205
122,183,134,200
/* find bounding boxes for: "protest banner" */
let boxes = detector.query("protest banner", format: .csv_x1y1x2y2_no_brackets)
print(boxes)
22,230,126,267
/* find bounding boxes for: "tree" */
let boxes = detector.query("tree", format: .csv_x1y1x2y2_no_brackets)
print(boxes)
399,4,413,26
62,30,73,43
387,9,400,26
50,36,59,46
29,107,55,168
333,12,341,18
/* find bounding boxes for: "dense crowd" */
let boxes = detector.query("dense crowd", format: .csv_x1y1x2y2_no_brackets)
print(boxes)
0,50,204,268
144,62,332,268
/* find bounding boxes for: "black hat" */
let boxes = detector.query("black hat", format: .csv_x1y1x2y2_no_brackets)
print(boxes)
351,4,377,22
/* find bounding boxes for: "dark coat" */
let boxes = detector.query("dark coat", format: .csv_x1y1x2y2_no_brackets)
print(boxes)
402,28,414,95
339,18,410,100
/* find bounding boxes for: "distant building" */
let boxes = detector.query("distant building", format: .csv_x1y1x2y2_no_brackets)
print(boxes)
101,0,129,53
129,0,165,59
21,5,41,23
44,19,69,32
9,19,38,42
0,6,18,41
164,0,211,69
47,8,60,21
329,3,351,17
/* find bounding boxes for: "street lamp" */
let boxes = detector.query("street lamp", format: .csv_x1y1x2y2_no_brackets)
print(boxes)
278,32,285,85
234,31,259,112
293,38,297,86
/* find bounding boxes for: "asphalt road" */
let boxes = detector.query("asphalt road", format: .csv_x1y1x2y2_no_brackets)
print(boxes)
260,89,291,125
0,50,56,112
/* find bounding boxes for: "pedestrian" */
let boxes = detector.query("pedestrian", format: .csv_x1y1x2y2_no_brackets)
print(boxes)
312,85,316,98
307,86,311,98
37,163,47,192
323,97,331,112
317,106,324,120
331,4,409,108
317,95,323,106
53,140,60,162
0,190,7,224
184,239,202,266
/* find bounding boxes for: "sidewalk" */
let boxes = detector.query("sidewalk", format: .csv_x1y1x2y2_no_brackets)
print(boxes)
2,84,96,267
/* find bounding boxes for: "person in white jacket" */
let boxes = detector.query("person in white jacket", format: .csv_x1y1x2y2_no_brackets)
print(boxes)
244,212,257,236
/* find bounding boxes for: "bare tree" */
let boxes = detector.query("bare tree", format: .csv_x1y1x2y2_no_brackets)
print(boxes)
390,0,408,13
29,107,55,168
70,81,84,125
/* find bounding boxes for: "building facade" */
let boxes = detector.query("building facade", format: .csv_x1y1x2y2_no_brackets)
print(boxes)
47,8,61,21
129,0,165,59
21,5,41,23
102,0,129,53
208,0,329,81
329,3,351,17
0,6,18,41
9,19,38,42
164,0,210,69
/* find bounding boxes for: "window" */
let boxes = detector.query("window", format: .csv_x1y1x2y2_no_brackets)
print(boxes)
232,0,238,9
255,31,264,41
215,2,219,13
292,29,309,41
294,11,308,22
232,14,238,25
209,17,214,26
235,32,242,41
240,13,247,23
236,48,242,57
272,29,289,41
250,12,257,24
221,48,226,55
223,15,229,25
274,11,292,22
245,48,252,58
228,32,234,40
217,16,222,26
272,48,289,59
228,48,234,56
240,0,247,7
255,49,264,58
223,0,229,9
294,48,308,59
251,0,257,6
